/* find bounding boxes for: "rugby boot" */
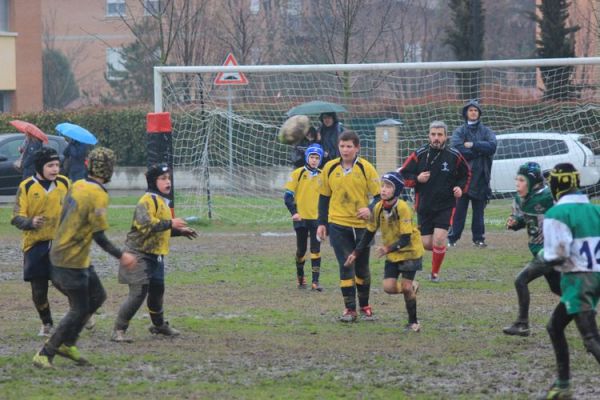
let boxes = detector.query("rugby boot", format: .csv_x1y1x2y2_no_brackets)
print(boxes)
297,276,307,289
359,305,375,321
405,321,421,332
311,281,323,292
111,329,133,343
32,351,54,369
38,323,53,337
339,308,357,323
502,322,530,337
149,321,181,336
537,383,572,399
56,344,91,366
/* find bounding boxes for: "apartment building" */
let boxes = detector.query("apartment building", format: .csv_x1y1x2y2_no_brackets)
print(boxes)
0,0,43,112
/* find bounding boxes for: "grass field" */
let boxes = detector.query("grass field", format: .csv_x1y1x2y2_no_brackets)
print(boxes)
0,198,599,399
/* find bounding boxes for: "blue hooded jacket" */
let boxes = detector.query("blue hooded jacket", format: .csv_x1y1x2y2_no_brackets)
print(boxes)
63,140,91,181
450,100,497,200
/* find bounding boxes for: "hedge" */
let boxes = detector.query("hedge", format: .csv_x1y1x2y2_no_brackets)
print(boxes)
0,107,150,166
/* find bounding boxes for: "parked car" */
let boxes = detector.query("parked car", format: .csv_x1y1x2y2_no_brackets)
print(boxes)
0,133,68,195
490,132,600,194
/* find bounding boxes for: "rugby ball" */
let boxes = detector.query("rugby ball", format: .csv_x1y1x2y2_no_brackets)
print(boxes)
278,115,311,145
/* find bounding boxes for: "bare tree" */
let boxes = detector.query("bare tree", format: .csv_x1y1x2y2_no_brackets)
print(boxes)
214,0,261,64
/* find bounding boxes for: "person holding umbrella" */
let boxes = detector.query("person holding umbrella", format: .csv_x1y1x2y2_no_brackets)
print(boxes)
55,123,98,182
63,139,92,182
286,101,346,166
9,120,49,180
316,111,344,164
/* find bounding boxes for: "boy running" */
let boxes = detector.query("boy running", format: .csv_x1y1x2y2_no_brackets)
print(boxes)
32,147,136,368
503,162,560,337
111,163,197,342
539,163,600,399
284,144,324,291
344,172,424,331
11,148,70,336
317,130,381,322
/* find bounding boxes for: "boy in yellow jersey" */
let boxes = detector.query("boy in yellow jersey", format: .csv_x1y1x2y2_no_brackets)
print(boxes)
111,164,197,343
32,147,136,369
345,172,424,331
284,144,324,291
11,148,70,337
317,131,381,322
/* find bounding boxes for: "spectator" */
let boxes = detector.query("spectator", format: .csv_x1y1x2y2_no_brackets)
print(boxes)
448,99,497,248
63,138,92,181
316,112,344,164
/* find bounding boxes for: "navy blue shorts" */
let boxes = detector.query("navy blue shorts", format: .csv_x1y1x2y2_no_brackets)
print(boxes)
384,258,422,280
23,241,52,281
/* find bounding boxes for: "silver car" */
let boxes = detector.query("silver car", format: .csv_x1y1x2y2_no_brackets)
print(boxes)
490,132,600,193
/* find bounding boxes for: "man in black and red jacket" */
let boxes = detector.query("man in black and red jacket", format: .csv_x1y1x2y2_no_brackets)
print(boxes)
400,120,471,282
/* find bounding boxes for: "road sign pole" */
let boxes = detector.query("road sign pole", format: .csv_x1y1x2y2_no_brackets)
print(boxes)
227,85,233,178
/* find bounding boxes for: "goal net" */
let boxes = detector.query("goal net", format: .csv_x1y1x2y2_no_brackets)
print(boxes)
155,58,600,224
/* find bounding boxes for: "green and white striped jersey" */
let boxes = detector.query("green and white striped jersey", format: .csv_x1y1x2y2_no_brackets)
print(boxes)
543,193,600,273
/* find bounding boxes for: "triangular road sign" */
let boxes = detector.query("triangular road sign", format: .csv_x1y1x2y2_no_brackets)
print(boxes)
214,53,249,86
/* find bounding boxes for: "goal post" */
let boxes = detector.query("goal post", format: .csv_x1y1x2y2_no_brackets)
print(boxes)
154,57,600,224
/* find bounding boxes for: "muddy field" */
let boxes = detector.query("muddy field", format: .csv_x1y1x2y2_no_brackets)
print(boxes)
0,224,599,399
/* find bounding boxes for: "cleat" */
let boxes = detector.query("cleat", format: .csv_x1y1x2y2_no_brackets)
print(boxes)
149,322,180,336
412,280,420,295
339,308,357,323
359,305,375,321
473,240,487,248
430,274,440,283
447,241,457,248
111,329,133,343
405,321,421,332
297,276,307,289
537,383,572,399
84,315,96,330
502,322,530,337
38,323,53,337
311,282,323,292
56,344,91,366
32,351,54,369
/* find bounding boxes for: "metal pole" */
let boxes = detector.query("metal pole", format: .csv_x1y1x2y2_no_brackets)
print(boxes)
153,67,163,112
227,85,233,178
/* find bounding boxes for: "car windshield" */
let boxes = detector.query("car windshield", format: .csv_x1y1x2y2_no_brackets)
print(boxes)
495,138,569,160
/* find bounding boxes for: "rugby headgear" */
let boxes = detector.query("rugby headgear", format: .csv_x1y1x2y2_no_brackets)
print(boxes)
382,171,405,199
548,163,580,201
304,143,324,166
34,147,60,178
517,162,544,196
87,147,116,182
146,163,170,192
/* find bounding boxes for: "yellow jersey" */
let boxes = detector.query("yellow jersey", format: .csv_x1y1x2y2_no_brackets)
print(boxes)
319,157,381,228
125,193,173,255
368,200,424,262
50,179,110,269
284,167,321,220
12,175,70,251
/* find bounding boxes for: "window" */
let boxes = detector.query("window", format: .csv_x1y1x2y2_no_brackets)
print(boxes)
106,48,126,80
107,0,126,17
0,91,11,113
0,138,22,160
250,0,260,15
494,138,569,160
0,0,8,31
144,0,160,16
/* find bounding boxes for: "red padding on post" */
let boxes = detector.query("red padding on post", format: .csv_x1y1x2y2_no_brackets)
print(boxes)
146,112,172,134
